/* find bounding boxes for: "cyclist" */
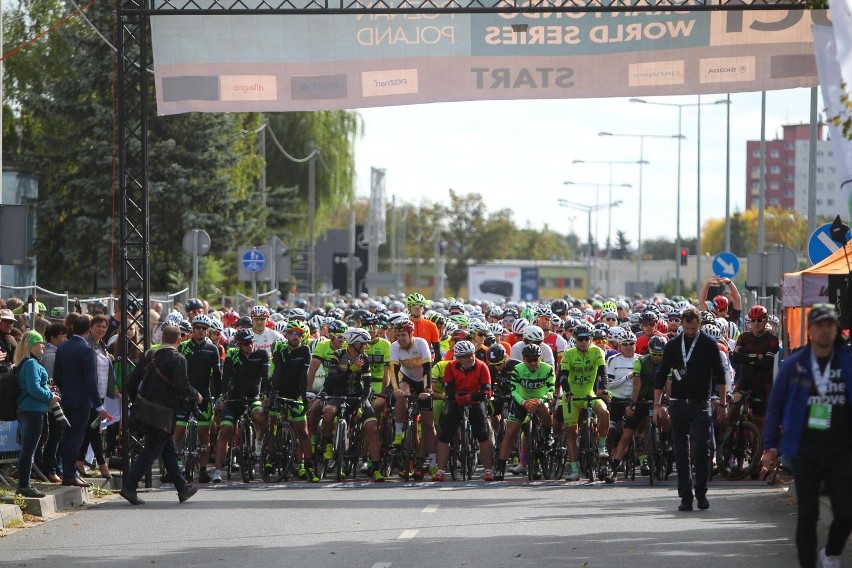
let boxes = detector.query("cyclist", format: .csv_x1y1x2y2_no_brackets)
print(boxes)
510,325,555,365
210,328,269,483
433,340,495,481
494,344,555,481
467,320,491,362
175,314,222,483
407,293,442,365
268,320,318,482
635,310,665,355
306,320,347,445
363,313,392,418
604,331,640,469
556,324,610,481
185,297,206,321
729,304,779,432
249,305,282,359
320,328,385,482
428,313,450,358
390,320,436,477
665,310,682,340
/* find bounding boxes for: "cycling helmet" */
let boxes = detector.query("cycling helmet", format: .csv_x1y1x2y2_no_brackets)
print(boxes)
568,308,583,319
522,343,542,360
406,293,428,307
274,321,289,334
639,310,659,324
236,316,253,329
444,321,459,336
594,322,610,332
573,324,592,339
551,299,569,316
616,300,629,311
768,314,780,327
394,320,416,333
667,309,682,321
220,328,236,343
428,313,447,328
748,305,768,320
620,330,637,343
702,324,723,340
592,329,607,341
700,311,717,325
177,320,193,334
342,328,371,345
523,325,545,343
448,314,470,329
488,306,504,319
487,344,507,363
608,327,626,342
308,314,325,331
448,301,464,314
222,311,239,328
655,320,668,335
712,295,729,311
503,307,520,320
648,335,668,353
327,320,348,337
601,301,618,313
191,314,212,328
550,315,564,330
164,311,183,326
564,316,578,329
328,308,345,320
250,305,270,318
269,312,286,323
534,305,553,319
234,328,254,344
185,298,204,312
453,340,476,358
287,308,307,321
208,318,223,333
468,320,488,335
386,312,409,327
488,323,504,336
361,313,380,327
287,320,310,335
511,319,529,335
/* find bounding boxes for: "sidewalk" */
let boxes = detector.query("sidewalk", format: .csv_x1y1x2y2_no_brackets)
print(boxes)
0,476,118,527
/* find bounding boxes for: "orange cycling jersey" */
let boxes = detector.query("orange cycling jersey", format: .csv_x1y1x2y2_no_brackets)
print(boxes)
411,318,440,344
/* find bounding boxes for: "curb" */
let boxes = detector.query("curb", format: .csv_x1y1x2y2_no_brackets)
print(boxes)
0,477,115,518
0,503,23,527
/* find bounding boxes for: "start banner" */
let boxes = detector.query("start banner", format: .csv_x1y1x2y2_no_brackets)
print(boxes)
151,8,828,114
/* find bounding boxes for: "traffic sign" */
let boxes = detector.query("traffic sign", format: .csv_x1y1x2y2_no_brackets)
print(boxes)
182,229,211,256
241,248,266,273
808,222,851,265
712,251,740,278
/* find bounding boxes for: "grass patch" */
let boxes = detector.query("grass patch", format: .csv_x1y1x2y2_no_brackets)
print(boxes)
4,518,22,528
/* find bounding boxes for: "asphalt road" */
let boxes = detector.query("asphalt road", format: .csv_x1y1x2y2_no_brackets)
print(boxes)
1,477,834,568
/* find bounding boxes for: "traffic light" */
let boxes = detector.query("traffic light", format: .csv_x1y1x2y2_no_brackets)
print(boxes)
679,248,688,266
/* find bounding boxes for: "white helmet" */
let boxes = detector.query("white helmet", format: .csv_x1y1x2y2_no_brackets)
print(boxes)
608,327,626,342
342,328,371,345
511,319,529,335
453,340,476,357
702,324,722,340
468,320,488,334
523,325,545,343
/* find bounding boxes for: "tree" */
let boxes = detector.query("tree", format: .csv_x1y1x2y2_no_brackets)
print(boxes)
613,230,632,260
701,208,809,257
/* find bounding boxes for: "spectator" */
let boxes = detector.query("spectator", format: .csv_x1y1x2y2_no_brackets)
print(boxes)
77,314,115,479
0,308,17,372
54,314,108,488
37,323,68,483
15,331,56,498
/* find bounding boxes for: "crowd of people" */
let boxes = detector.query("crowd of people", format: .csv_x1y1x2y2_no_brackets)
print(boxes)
5,275,851,567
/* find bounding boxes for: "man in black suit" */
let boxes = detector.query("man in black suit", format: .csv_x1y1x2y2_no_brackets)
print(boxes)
54,315,108,487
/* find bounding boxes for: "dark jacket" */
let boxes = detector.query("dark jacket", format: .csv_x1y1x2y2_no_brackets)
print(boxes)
54,335,100,410
126,346,199,414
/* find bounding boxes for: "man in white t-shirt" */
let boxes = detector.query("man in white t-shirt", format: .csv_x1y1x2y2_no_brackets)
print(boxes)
249,305,283,363
604,331,641,464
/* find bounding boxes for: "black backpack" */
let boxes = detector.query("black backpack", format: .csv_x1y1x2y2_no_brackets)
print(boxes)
0,367,18,422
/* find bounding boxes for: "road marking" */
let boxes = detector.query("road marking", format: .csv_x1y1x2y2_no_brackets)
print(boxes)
421,504,439,513
398,529,419,540
438,486,454,491
370,563,392,568
818,232,841,253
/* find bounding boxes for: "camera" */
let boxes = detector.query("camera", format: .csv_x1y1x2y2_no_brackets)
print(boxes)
49,399,71,429
672,368,688,382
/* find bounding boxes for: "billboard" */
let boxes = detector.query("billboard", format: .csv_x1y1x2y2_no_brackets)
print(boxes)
151,9,828,114
469,265,525,302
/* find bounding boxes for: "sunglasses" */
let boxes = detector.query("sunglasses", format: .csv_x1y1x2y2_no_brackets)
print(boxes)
503,318,516,324
620,341,636,347
575,336,590,341
752,318,766,323
604,317,617,322
524,357,539,363
289,330,304,337
476,332,488,337
668,319,681,323
193,325,209,331
650,351,663,357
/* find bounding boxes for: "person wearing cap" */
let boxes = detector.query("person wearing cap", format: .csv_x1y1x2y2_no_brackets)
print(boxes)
13,331,57,497
0,308,17,372
762,303,852,568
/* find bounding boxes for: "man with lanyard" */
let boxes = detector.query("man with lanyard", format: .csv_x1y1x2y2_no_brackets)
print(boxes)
432,340,495,481
609,335,671,480
320,328,385,482
654,307,726,511
210,328,269,484
761,304,852,568
175,314,222,484
268,320,318,482
390,320,436,479
729,304,778,434
603,330,640,478
494,343,555,480
406,293,441,365
556,323,610,481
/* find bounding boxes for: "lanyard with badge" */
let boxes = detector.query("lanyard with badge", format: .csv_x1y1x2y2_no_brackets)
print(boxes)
808,349,833,430
679,334,698,372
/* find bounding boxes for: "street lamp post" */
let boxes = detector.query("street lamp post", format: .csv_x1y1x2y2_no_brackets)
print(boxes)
565,174,634,297
629,97,730,297
558,198,623,298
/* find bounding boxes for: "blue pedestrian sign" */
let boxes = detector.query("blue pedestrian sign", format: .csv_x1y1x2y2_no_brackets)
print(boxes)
241,248,266,273
712,251,740,278
808,222,851,265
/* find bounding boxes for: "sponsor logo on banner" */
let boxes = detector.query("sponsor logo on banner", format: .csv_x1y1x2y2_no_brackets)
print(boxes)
220,75,277,101
362,69,419,97
699,56,756,83
628,60,685,86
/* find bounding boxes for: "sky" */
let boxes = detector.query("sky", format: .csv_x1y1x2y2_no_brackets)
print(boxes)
353,88,818,251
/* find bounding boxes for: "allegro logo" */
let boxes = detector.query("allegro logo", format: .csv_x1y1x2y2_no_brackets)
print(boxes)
220,75,277,101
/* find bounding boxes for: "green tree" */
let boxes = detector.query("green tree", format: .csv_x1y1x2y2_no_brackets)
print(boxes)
613,230,632,260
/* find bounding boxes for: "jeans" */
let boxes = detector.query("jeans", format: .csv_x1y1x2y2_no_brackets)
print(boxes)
40,413,63,476
16,410,46,489
62,406,90,481
793,450,852,567
669,400,712,502
124,425,188,494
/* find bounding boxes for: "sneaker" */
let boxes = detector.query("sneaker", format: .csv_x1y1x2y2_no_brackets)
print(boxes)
432,470,445,482
372,469,385,482
602,467,615,484
510,463,527,476
392,433,404,446
305,467,320,483
697,495,710,510
198,471,211,484
597,440,609,459
413,466,425,480
678,500,694,512
532,464,543,480
119,487,145,505
360,462,371,475
178,485,199,503
298,464,307,480
16,486,45,498
210,469,223,484
819,547,841,568
429,465,438,478
564,463,580,482
483,469,494,481
493,471,505,481
323,443,334,460
640,461,651,476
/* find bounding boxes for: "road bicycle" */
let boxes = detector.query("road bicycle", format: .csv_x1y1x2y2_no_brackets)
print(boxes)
396,394,423,480
260,394,300,483
449,401,478,481
178,402,205,483
223,398,257,483
316,393,369,481
572,394,608,482
524,402,552,481
717,390,763,480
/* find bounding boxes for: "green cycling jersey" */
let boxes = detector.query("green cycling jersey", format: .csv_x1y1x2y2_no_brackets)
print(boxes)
559,345,606,397
510,362,555,406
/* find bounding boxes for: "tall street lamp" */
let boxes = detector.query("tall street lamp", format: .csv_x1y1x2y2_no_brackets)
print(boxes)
558,198,622,298
629,97,730,297
564,179,632,296
596,132,681,287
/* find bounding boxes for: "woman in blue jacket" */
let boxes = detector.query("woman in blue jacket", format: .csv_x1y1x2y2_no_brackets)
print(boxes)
15,330,57,498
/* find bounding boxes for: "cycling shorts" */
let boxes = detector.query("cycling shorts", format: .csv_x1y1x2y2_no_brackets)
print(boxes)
176,400,213,427
608,398,633,428
623,402,652,431
398,376,433,411
267,400,307,423
323,397,377,423
507,399,550,425
437,401,489,444
221,399,263,427
555,395,604,427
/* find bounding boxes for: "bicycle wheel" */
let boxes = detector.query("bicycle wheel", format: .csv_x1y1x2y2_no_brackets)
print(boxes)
397,423,416,480
334,420,347,481
379,418,395,478
625,437,636,482
717,421,762,480
584,424,597,482
448,432,459,481
646,426,655,486
183,421,199,483
549,431,568,480
314,435,328,480
261,421,296,483
240,418,254,483
346,421,363,479
463,425,477,480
